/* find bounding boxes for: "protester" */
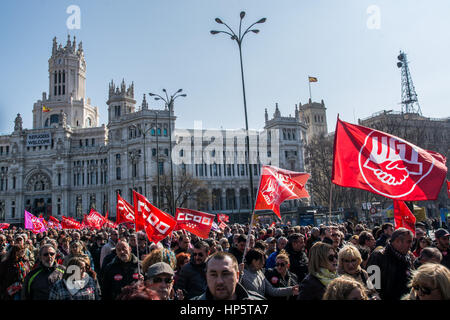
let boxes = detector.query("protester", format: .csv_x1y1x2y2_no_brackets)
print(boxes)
174,240,209,299
366,228,414,300
375,223,393,248
284,233,308,283
21,244,66,300
116,280,160,300
89,234,106,271
297,242,338,300
402,263,450,300
141,247,177,275
146,262,180,300
322,275,369,300
191,251,265,300
265,236,288,269
412,236,432,258
241,248,298,299
434,228,450,269
358,231,376,252
0,244,32,300
264,250,298,300
228,234,247,264
265,237,277,256
49,256,100,300
413,247,443,269
175,234,191,255
99,229,119,268
100,240,142,300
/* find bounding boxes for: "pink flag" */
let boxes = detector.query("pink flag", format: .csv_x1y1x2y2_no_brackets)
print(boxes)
24,210,47,234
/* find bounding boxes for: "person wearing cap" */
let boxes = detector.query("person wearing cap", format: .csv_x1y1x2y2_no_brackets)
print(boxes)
146,262,178,300
434,228,450,269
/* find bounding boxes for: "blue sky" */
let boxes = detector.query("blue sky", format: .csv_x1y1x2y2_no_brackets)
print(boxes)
0,0,449,134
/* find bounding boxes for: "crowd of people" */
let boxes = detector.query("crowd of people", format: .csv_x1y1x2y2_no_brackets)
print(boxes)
0,219,449,301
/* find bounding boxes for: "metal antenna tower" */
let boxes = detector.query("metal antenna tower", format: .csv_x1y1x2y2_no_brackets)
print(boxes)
396,51,422,115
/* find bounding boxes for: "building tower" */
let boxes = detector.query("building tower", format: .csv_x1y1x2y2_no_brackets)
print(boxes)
106,79,136,123
297,98,328,143
32,35,99,129
397,51,422,115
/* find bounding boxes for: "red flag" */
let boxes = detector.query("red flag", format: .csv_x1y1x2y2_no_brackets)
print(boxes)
174,208,215,239
254,165,310,219
218,221,227,230
61,216,83,230
217,214,229,223
270,222,276,228
116,194,135,225
133,191,177,244
103,219,118,229
85,209,106,229
47,216,62,229
393,200,416,236
332,118,447,200
0,223,10,230
447,180,450,199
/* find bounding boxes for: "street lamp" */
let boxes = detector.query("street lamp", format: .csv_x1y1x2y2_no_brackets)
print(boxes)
148,89,186,215
130,119,152,199
211,11,266,222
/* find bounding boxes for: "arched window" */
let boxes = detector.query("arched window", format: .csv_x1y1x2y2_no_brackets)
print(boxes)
50,114,59,125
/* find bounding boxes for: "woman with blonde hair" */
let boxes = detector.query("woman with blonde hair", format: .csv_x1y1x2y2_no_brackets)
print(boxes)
142,247,176,274
403,263,450,300
297,242,338,300
323,275,369,300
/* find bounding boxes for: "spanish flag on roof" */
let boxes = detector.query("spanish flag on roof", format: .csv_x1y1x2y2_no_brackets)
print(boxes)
308,76,318,83
42,105,51,112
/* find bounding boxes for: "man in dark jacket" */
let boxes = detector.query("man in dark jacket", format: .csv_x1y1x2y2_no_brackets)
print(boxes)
89,234,106,272
366,228,414,300
101,240,142,300
22,244,65,300
285,233,308,283
175,240,209,299
228,234,247,264
191,251,265,300
434,228,450,269
375,223,393,248
305,227,320,252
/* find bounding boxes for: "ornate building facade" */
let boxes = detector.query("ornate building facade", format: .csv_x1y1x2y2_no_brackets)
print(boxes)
0,36,313,224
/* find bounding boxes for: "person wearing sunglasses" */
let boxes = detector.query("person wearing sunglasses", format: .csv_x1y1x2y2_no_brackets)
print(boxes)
264,250,298,301
297,242,338,300
22,244,65,300
174,240,210,300
146,262,176,300
402,263,450,300
240,248,299,299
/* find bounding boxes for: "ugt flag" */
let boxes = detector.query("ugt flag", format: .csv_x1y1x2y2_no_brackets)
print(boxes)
393,200,416,236
174,208,215,239
332,118,447,200
24,210,47,234
133,191,177,244
84,209,106,229
217,214,229,223
116,194,135,225
254,165,310,220
0,223,10,230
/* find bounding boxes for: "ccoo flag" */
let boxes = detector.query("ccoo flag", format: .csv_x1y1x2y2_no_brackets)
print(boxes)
332,118,447,201
174,208,215,239
133,190,177,244
254,165,310,220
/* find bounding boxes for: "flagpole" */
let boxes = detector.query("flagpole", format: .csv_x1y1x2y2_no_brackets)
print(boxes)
328,180,333,225
242,168,263,265
308,76,312,101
